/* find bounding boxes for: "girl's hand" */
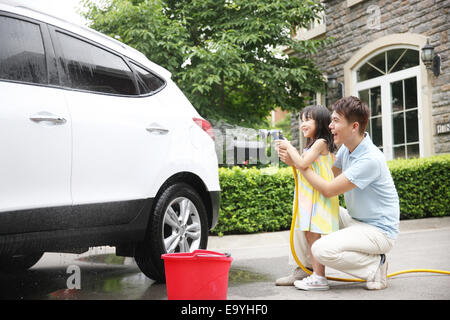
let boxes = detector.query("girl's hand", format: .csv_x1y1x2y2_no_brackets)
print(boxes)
275,138,292,153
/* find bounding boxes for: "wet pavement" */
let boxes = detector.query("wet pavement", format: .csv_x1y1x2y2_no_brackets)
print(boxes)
0,247,274,300
0,249,158,300
0,217,449,300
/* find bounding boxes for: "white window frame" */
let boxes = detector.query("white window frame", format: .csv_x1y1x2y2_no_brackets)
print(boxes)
353,45,423,160
293,10,326,41
347,0,365,8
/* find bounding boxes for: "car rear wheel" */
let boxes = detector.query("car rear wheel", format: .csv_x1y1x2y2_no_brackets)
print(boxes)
134,183,208,282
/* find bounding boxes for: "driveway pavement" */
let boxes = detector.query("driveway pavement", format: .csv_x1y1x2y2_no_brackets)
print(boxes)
1,217,448,300
208,216,450,300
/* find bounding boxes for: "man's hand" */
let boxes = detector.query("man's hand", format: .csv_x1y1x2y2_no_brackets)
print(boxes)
279,147,295,166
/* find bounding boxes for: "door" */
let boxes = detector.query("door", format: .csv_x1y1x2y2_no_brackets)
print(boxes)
389,76,421,159
0,15,71,216
52,29,170,214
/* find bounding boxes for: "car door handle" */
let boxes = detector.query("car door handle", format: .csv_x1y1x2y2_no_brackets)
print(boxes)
30,113,67,124
146,124,169,135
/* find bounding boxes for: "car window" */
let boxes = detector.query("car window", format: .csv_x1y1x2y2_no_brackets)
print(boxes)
56,31,138,95
0,15,47,85
130,62,165,94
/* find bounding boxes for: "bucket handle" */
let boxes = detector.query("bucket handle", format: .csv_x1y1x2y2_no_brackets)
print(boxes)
192,249,231,258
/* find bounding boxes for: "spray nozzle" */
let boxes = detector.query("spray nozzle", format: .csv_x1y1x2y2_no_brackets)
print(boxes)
258,129,284,140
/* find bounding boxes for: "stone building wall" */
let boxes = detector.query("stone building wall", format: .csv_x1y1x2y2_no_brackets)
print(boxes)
291,0,450,155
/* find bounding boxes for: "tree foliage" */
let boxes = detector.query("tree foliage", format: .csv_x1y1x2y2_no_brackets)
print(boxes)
81,0,331,127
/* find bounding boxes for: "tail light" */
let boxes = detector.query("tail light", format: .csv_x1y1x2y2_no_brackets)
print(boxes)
192,117,215,141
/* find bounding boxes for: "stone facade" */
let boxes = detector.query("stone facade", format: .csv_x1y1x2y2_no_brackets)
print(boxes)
291,0,450,156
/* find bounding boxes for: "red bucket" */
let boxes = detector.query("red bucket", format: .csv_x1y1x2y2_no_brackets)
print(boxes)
161,249,233,300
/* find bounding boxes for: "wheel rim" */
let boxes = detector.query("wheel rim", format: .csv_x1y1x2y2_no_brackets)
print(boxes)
162,197,202,253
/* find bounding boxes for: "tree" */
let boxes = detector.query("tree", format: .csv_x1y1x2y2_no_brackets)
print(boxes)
81,0,330,128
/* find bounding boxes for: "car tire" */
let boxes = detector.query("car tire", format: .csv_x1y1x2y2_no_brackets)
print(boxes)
0,252,44,273
134,182,209,282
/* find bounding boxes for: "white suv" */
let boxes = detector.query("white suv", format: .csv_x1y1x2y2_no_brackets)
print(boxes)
0,3,220,282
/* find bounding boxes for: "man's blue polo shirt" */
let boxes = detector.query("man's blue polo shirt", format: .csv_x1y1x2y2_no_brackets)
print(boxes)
334,133,400,239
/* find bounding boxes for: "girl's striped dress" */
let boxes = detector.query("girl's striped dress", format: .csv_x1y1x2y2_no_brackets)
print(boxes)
294,151,339,234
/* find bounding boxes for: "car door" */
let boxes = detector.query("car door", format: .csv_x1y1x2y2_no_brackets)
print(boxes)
0,14,72,233
50,28,171,226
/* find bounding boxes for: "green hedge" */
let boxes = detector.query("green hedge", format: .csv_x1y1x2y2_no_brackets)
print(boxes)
211,154,450,236
388,154,450,219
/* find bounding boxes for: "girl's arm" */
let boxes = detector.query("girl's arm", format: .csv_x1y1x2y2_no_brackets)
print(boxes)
277,139,327,171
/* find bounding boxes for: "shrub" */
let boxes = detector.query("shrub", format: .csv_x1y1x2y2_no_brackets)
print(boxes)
211,154,450,236
214,166,294,235
388,154,450,219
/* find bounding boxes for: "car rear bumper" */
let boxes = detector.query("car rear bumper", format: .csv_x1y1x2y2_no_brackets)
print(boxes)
209,190,220,229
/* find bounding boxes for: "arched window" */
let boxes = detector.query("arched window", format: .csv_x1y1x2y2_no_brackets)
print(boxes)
357,48,419,82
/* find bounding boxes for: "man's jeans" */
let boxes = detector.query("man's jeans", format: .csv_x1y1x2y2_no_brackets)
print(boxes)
289,207,395,280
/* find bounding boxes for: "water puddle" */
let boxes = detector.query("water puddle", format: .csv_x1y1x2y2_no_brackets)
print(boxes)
45,253,159,299
47,270,159,300
228,267,271,285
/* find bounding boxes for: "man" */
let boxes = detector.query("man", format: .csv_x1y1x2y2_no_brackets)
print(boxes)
277,96,399,290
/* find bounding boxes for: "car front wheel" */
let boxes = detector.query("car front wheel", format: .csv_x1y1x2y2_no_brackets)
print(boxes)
134,182,208,282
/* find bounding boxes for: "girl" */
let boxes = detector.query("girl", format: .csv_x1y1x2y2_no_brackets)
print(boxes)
275,105,339,291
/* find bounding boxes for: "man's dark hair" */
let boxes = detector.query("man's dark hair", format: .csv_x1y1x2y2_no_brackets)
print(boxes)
332,96,369,135
301,105,336,153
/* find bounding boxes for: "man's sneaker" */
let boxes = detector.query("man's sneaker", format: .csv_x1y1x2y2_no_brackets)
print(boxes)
366,254,388,290
294,273,330,291
275,267,310,286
